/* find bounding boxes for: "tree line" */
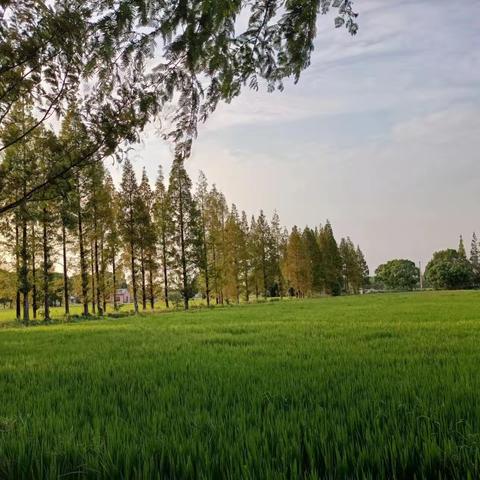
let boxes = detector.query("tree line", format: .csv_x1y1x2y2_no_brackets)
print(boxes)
374,235,480,291
0,108,369,324
1,1,359,324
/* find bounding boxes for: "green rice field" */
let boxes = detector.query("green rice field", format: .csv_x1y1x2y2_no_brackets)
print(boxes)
1,291,480,478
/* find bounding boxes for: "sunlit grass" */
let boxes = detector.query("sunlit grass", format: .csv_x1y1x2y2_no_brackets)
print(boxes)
1,291,480,478
0,298,212,326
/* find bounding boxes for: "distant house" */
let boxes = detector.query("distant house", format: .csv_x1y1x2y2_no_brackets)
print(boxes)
115,288,131,304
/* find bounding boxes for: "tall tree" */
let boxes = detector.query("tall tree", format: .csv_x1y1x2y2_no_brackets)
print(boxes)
339,237,361,294
283,226,311,297
60,107,90,316
137,168,156,310
269,211,285,298
224,204,242,303
85,161,107,316
37,129,61,322
206,186,228,304
167,156,201,310
195,171,211,306
59,188,76,316
153,166,171,309
119,158,139,314
318,221,342,296
250,210,272,298
470,232,480,286
356,246,370,290
458,235,467,259
104,173,121,311
239,211,251,302
302,227,323,294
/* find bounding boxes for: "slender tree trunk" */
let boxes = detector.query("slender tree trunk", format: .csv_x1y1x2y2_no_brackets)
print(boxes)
174,178,189,309
130,240,139,313
101,236,106,313
178,186,189,310
202,226,210,307
235,259,240,304
212,245,219,304
93,201,103,316
21,208,29,325
220,213,226,305
261,245,268,299
140,247,147,310
15,220,21,320
77,197,89,316
90,244,96,314
42,208,50,322
244,267,250,302
112,251,118,311
94,236,103,316
31,223,37,319
148,262,155,310
62,223,69,315
161,232,169,308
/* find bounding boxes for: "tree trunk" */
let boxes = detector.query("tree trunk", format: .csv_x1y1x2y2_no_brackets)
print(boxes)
130,240,139,314
94,236,103,316
93,202,103,316
77,196,89,316
62,223,70,315
148,263,155,310
235,260,240,304
90,244,96,314
21,209,29,325
15,220,21,320
42,208,50,322
161,232,169,308
31,223,37,319
101,236,106,313
140,247,146,310
112,251,118,311
212,245,219,305
178,185,189,310
202,226,210,307
262,245,268,299
244,267,249,302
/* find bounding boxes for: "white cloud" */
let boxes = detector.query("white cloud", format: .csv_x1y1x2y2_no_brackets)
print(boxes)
187,104,480,271
118,0,480,273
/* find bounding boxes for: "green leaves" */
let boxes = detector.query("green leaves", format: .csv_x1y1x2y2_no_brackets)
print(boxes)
1,0,359,215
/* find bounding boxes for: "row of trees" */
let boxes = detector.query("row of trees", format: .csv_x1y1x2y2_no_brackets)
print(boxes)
0,110,369,323
1,1,359,324
374,235,480,291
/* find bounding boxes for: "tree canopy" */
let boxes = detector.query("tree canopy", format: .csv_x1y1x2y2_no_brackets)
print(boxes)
425,249,474,290
0,0,358,215
375,259,419,291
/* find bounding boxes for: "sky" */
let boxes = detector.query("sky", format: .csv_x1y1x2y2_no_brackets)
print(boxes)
109,0,480,272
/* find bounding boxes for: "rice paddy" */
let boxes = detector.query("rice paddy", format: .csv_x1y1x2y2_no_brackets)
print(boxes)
1,291,480,479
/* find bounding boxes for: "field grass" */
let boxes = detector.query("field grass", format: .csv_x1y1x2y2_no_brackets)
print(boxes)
0,298,210,326
1,291,480,479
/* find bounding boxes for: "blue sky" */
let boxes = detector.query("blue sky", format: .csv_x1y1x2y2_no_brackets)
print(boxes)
111,0,480,271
